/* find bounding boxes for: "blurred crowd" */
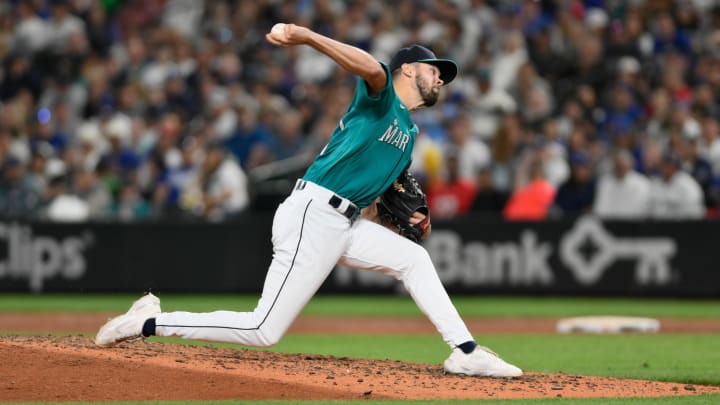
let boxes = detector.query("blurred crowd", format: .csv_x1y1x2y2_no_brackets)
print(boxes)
1,0,720,222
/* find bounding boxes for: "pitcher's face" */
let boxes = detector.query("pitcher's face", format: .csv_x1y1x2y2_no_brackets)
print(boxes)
414,63,442,107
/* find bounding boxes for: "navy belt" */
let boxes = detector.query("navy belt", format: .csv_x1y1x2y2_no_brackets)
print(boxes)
295,180,359,222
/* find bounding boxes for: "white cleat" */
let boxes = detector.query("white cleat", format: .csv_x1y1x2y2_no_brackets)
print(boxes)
444,346,523,377
95,293,161,347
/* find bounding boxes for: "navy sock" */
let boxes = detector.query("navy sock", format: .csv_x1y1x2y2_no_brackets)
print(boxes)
458,340,477,354
142,318,156,337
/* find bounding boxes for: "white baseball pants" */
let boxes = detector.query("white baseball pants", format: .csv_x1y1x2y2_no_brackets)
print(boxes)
155,180,474,348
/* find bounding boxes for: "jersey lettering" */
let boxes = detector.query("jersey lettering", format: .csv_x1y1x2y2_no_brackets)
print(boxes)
398,133,409,151
378,123,398,143
377,119,409,152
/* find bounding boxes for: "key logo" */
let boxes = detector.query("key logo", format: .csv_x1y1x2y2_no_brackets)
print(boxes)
560,216,676,285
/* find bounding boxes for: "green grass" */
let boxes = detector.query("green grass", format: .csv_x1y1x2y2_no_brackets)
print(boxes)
1,294,718,318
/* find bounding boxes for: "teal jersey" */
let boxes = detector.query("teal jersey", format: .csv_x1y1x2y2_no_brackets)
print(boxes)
303,62,418,208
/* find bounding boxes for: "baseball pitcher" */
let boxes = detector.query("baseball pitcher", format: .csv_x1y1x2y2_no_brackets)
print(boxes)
96,23,522,377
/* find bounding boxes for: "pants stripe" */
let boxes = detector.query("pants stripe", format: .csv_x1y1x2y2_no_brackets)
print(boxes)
156,199,314,331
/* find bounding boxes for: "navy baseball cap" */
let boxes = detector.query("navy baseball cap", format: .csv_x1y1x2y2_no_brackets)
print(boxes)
389,45,457,85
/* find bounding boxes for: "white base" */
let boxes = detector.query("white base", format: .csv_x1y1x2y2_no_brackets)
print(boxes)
556,316,660,334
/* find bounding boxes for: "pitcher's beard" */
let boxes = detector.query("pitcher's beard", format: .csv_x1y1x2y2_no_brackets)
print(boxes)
416,77,439,107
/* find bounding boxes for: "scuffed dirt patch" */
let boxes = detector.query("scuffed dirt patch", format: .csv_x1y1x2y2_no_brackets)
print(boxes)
1,335,719,402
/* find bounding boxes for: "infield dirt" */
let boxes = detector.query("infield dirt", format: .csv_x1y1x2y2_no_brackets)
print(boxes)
2,333,720,402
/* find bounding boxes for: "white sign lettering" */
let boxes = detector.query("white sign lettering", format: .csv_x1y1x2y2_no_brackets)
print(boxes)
0,223,93,292
333,216,677,288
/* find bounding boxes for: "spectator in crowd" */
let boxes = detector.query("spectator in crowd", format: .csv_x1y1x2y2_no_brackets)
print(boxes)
1,55,41,102
653,12,692,57
678,121,716,209
0,156,40,219
207,86,238,141
427,147,477,219
646,87,673,139
552,152,596,216
556,32,607,104
113,180,152,221
136,154,172,218
136,113,183,217
73,122,103,171
184,143,248,222
0,1,718,223
10,1,50,55
700,115,720,176
489,30,527,96
698,116,720,216
503,157,555,221
102,115,140,178
464,68,516,141
593,149,651,219
602,84,643,142
469,166,508,214
73,167,111,219
224,106,273,170
444,113,490,182
606,11,649,60
539,119,570,188
408,131,444,191
25,147,50,195
513,62,554,128
47,0,85,54
268,108,306,161
44,174,89,222
489,113,524,193
690,83,716,119
649,152,705,219
573,84,605,132
167,135,201,213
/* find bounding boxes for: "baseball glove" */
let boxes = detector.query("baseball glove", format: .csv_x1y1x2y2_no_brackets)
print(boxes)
377,171,431,243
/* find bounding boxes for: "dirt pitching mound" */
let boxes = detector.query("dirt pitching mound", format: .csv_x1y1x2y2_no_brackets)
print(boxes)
2,335,718,402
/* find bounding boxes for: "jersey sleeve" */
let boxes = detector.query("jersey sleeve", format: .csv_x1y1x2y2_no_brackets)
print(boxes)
351,62,395,114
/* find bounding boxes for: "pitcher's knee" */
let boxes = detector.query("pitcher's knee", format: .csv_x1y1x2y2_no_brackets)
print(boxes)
412,245,433,265
404,244,434,271
255,327,284,347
